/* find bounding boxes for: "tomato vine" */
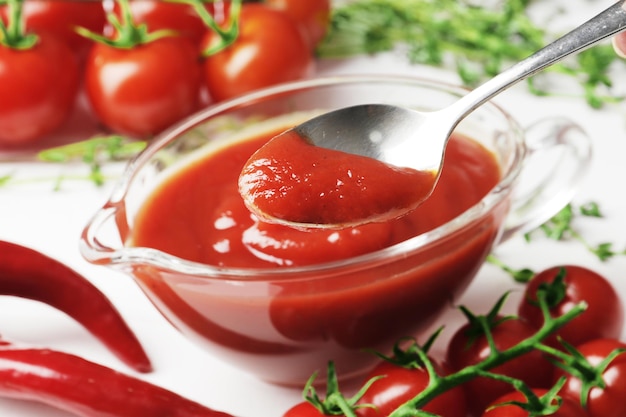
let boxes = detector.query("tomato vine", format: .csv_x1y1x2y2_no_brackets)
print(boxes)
297,292,588,417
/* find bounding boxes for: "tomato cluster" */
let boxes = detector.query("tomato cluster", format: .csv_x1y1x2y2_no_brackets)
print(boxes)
283,265,626,417
0,0,329,147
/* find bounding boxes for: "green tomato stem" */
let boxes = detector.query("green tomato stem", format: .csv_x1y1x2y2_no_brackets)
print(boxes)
0,0,37,49
76,0,177,49
168,0,242,56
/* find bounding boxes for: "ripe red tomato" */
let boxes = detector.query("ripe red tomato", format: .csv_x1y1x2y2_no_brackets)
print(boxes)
202,3,314,102
556,338,626,417
481,388,588,417
0,0,106,58
83,37,201,138
357,360,467,417
446,316,554,417
265,0,331,48
518,265,624,347
282,402,326,417
0,34,79,146
111,0,229,46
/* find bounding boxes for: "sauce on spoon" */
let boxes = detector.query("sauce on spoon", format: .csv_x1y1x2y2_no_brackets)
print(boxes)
238,129,437,228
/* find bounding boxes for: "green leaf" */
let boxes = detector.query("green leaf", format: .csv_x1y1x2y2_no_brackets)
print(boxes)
318,0,624,108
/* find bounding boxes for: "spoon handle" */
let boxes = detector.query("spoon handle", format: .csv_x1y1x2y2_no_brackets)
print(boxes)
447,0,626,120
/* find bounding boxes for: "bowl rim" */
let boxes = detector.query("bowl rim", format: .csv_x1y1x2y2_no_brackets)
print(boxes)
82,74,526,280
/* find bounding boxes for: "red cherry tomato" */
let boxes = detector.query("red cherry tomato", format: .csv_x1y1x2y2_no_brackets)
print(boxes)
265,0,331,48
0,34,79,146
556,338,626,417
446,316,554,416
282,402,326,417
518,265,623,348
481,388,588,417
357,360,467,417
83,37,201,138
111,0,229,46
0,0,106,59
202,3,314,102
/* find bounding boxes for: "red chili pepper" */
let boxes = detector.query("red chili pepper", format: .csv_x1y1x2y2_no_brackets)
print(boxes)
0,342,235,417
0,240,151,372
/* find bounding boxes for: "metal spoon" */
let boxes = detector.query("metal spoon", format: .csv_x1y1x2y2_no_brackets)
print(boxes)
243,0,626,229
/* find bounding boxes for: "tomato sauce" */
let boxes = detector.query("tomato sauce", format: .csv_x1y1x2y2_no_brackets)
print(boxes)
128,123,505,384
131,129,500,268
239,129,437,227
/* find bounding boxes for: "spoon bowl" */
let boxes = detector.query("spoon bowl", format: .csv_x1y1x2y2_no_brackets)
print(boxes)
241,0,626,229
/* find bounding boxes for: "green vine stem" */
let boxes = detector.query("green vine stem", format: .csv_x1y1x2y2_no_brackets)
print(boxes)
479,373,567,416
535,341,626,408
302,290,587,417
386,301,587,417
302,361,382,417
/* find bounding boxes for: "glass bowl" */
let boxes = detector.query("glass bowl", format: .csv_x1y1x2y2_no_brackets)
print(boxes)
80,75,591,386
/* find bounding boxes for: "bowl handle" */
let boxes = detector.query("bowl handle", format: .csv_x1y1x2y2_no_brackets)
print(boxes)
499,116,592,242
80,202,127,266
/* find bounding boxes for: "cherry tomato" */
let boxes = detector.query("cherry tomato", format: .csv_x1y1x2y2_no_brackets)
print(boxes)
481,388,588,417
446,315,554,416
83,37,201,138
0,0,106,59
556,338,626,417
111,0,229,46
265,0,331,48
283,402,325,417
0,34,79,146
357,360,467,417
518,265,624,348
202,3,313,102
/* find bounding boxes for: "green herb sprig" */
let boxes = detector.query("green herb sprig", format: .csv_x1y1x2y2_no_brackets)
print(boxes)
317,0,624,108
488,202,626,282
525,202,626,261
37,135,147,187
0,136,146,190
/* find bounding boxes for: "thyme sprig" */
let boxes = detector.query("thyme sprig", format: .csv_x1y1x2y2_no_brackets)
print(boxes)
0,136,147,189
489,202,626,282
36,135,146,187
317,0,624,108
525,202,626,261
486,255,536,283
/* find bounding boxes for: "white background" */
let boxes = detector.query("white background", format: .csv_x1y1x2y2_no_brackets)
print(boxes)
1,0,626,416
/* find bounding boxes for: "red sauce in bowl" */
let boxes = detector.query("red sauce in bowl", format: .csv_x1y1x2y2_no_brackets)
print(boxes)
128,123,505,384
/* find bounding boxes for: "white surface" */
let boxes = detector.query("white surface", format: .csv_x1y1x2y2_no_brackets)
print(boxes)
2,4,626,417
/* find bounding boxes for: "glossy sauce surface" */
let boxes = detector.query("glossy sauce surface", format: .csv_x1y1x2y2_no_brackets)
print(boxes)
238,129,437,227
131,129,500,268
